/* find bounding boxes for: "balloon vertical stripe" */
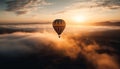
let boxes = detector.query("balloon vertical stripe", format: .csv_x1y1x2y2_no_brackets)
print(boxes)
53,19,66,38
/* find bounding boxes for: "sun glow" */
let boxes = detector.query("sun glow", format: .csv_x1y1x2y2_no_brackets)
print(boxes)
72,15,86,23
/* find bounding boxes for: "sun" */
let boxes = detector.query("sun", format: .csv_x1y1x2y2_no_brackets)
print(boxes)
73,16,86,23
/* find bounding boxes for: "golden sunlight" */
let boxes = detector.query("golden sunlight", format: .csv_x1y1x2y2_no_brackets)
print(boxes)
72,15,86,23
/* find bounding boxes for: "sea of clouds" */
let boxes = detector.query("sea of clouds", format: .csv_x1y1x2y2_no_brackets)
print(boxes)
0,29,119,69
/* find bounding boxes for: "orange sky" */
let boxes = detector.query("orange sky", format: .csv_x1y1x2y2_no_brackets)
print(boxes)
0,0,120,24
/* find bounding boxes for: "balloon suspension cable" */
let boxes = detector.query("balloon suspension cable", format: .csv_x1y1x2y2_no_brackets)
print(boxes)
58,35,60,38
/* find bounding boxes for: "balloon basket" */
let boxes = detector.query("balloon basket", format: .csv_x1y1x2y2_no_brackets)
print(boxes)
58,35,60,38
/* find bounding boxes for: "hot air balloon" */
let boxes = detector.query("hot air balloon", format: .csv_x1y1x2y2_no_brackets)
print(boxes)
53,19,66,38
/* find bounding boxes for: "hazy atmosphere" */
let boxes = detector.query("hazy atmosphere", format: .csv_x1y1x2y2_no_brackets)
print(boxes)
0,0,120,69
0,0,120,23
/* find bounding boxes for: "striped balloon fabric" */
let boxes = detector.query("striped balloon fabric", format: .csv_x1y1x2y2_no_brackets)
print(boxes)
53,19,66,38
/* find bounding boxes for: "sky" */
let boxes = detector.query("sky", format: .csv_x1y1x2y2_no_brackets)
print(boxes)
0,0,120,24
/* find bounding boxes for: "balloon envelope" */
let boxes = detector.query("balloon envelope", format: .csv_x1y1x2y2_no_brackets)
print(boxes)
53,19,66,38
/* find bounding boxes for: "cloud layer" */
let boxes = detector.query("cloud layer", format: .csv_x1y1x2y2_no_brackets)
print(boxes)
5,0,51,15
0,31,119,69
77,0,120,9
93,0,120,9
56,0,120,14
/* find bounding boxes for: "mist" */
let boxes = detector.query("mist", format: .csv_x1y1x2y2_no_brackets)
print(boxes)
0,27,120,69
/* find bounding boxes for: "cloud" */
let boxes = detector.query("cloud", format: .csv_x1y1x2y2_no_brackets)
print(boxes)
0,32,80,59
81,44,119,69
93,0,120,9
0,30,119,69
5,0,52,15
56,0,120,14
85,0,120,9
15,11,28,15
